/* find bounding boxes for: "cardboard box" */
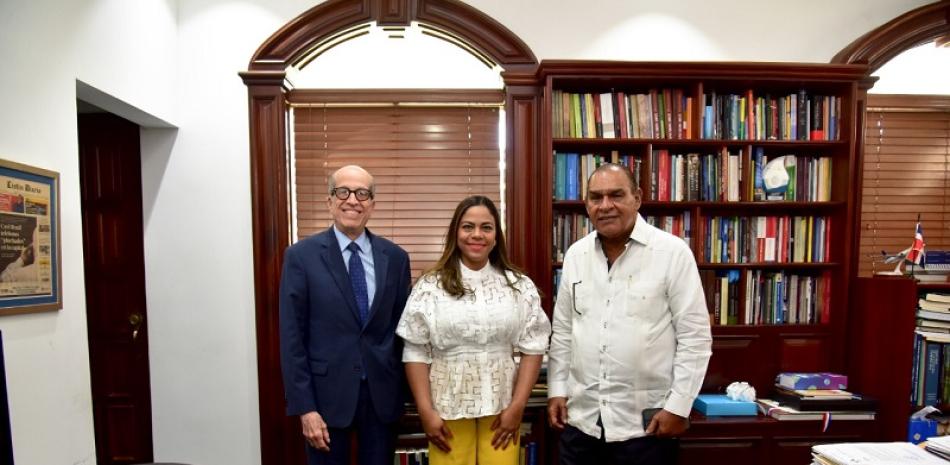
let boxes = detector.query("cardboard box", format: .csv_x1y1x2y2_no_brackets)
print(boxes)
693,394,758,416
776,372,848,390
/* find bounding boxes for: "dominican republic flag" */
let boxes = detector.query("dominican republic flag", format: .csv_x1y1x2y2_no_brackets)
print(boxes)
907,222,926,265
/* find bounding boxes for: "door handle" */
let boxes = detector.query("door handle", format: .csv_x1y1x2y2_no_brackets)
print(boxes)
129,313,143,341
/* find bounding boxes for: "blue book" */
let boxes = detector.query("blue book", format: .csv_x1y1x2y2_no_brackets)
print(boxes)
526,442,537,465
579,95,588,138
566,153,579,200
753,147,765,200
704,105,713,139
693,394,757,416
554,153,566,200
912,333,922,405
924,340,942,406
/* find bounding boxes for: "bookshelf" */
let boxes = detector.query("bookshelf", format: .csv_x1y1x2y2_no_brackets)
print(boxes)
535,61,874,464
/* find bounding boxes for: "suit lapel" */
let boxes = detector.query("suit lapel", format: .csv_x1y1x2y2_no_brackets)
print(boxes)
365,231,389,328
320,230,361,325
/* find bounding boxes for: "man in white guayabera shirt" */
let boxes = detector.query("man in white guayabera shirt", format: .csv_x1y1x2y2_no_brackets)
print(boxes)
547,163,712,465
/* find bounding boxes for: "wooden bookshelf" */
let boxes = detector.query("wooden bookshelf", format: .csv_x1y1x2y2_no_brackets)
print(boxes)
536,61,875,464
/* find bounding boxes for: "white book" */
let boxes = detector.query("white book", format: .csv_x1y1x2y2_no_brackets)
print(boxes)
599,93,615,138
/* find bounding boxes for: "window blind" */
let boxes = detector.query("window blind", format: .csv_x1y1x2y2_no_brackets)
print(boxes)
859,95,950,276
292,97,502,279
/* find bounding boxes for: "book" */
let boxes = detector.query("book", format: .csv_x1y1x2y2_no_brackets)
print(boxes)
776,372,847,390
919,298,950,313
772,390,877,412
774,387,853,399
926,293,950,304
756,399,875,421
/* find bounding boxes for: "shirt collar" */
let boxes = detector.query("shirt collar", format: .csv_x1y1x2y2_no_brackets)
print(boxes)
629,213,651,246
595,213,651,249
460,259,492,279
332,225,371,253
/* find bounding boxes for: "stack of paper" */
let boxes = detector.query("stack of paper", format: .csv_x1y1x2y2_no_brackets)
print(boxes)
811,442,948,465
924,435,950,460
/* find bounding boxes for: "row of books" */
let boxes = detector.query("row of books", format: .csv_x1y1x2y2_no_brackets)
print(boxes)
552,152,641,201
703,215,830,264
912,293,950,406
699,270,831,325
552,212,691,262
551,89,693,140
394,448,429,465
552,212,590,262
394,443,540,465
650,148,740,202
752,150,833,202
701,91,841,141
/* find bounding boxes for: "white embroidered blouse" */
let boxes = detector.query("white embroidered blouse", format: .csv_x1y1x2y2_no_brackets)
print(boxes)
396,262,551,420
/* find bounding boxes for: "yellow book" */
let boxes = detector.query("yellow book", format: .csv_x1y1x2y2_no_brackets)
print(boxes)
806,216,814,263
585,93,596,138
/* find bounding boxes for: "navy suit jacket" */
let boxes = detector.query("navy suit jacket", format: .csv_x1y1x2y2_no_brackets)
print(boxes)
279,227,411,427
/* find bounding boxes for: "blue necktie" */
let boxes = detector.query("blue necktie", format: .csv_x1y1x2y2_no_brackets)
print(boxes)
347,242,369,325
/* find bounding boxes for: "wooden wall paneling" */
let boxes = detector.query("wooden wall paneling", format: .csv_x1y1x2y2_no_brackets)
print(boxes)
504,83,545,291
678,437,764,465
238,72,300,465
703,334,763,393
848,277,918,441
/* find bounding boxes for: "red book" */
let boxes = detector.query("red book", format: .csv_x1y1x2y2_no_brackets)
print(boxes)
782,216,791,263
617,92,628,138
765,216,777,262
746,89,755,140
819,273,831,324
658,149,670,201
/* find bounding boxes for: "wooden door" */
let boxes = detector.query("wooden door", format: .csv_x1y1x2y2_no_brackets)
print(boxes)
78,113,153,465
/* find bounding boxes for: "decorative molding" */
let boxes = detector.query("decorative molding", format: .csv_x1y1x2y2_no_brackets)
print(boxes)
538,60,870,81
832,0,950,72
248,0,537,72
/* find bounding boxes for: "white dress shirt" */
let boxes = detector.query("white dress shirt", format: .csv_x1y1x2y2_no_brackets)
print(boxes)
548,214,712,442
397,262,551,420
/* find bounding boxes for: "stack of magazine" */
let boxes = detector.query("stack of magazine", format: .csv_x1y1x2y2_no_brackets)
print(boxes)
812,442,948,464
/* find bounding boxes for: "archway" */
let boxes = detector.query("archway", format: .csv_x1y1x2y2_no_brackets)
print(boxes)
239,2,539,463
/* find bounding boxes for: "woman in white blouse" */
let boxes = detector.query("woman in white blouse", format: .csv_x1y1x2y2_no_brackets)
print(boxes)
396,195,551,465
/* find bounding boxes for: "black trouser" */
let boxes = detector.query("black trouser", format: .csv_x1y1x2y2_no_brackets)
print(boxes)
559,424,679,465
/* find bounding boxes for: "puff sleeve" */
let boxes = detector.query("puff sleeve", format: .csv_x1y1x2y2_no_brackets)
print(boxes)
396,279,437,364
514,278,551,355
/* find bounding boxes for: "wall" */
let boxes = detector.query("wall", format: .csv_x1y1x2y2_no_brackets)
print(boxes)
0,0,935,464
0,1,177,464
872,42,950,95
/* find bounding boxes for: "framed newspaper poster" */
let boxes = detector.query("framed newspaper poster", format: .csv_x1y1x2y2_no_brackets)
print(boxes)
0,159,60,314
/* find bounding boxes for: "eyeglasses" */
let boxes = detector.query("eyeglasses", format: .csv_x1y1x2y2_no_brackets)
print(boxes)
572,281,583,315
331,187,373,201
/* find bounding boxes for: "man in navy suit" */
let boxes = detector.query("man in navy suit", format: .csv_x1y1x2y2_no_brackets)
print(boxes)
280,165,411,465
